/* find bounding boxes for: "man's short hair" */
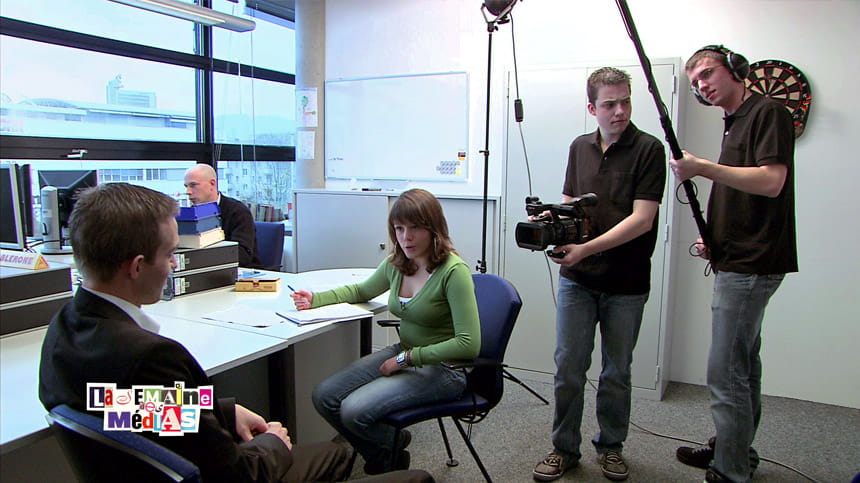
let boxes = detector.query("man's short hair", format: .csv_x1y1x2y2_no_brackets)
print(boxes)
70,183,178,283
685,48,726,73
587,67,632,104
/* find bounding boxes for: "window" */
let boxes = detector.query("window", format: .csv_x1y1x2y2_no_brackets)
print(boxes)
0,0,197,53
1,37,197,142
1,0,297,219
214,74,295,146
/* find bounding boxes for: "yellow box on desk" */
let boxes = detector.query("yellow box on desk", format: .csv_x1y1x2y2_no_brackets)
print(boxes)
235,278,281,292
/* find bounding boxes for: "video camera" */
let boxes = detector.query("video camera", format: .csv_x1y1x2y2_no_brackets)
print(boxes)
514,193,597,256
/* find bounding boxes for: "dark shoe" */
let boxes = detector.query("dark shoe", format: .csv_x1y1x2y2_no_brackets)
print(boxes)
598,450,629,481
678,436,759,476
533,451,575,481
676,436,716,469
363,449,410,475
397,429,412,451
395,450,411,471
704,467,730,482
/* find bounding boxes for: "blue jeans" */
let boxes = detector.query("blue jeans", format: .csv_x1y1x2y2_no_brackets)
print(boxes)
312,343,466,468
551,277,648,461
709,271,784,483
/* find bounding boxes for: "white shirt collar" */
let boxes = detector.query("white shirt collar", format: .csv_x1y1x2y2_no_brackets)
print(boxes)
82,287,161,334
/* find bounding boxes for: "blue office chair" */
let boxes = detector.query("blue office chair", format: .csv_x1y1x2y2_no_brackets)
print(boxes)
47,404,201,483
254,221,285,271
379,273,522,482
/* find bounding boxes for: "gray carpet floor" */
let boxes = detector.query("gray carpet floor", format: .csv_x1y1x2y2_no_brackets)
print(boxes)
348,380,860,482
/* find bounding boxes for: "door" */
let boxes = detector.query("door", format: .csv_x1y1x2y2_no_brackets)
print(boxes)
501,61,678,397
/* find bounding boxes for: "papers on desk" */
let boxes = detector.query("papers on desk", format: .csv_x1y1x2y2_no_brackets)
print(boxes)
202,305,286,328
277,303,372,326
201,303,372,328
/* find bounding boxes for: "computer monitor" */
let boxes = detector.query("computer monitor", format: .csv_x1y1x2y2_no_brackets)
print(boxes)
38,169,98,253
1,164,27,251
17,164,34,238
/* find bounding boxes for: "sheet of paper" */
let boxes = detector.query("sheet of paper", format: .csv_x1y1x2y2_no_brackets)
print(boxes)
202,305,286,328
277,303,371,326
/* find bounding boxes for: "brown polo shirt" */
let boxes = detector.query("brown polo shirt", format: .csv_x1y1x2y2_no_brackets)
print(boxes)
708,93,798,274
560,122,666,294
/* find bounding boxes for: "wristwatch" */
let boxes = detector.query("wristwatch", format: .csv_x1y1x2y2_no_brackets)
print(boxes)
396,351,409,369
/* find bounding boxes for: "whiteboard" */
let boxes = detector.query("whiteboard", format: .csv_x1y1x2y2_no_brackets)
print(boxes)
325,72,469,181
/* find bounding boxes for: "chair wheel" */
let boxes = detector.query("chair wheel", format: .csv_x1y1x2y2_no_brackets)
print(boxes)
446,458,459,467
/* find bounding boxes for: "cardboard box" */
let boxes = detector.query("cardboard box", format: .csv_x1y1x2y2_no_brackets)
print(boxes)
235,278,281,292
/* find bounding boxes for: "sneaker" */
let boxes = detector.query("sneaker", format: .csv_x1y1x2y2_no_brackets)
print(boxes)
676,436,716,469
533,451,575,481
598,450,629,481
678,437,759,476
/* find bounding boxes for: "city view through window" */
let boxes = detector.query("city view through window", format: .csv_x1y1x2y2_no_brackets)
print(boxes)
1,0,297,226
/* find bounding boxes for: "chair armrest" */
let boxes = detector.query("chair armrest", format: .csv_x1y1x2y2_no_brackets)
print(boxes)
442,358,505,371
377,319,401,328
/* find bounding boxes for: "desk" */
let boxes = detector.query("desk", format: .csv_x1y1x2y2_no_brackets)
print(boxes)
144,267,387,442
145,268,386,355
0,269,384,480
0,315,289,450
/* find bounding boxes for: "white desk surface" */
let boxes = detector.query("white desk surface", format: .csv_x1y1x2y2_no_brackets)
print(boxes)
145,268,388,341
0,267,384,448
0,314,291,447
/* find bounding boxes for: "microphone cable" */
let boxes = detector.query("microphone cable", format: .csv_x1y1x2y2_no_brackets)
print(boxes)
509,14,561,306
508,14,534,198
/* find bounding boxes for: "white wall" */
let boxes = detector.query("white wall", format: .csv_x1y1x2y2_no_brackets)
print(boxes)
324,0,860,408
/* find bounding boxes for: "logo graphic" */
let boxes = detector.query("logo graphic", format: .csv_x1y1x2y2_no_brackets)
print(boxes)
86,382,213,436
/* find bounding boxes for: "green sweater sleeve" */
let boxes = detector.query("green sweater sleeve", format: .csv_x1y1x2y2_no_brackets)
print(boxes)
311,260,391,307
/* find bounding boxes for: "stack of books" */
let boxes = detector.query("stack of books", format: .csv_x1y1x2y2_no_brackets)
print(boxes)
245,202,285,222
176,202,225,249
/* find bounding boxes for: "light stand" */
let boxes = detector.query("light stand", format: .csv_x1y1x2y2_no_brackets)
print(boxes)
477,1,550,407
476,0,518,274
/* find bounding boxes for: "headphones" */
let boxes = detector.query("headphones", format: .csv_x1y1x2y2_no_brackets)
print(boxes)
690,44,750,106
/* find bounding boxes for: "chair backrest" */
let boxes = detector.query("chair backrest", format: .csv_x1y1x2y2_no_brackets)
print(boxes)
469,273,523,404
47,404,201,483
254,221,285,271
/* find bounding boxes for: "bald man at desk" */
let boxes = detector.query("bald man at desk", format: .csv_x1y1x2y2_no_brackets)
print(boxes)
184,163,263,269
38,183,432,483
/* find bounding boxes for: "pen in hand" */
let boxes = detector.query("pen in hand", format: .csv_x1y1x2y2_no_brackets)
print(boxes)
289,286,312,310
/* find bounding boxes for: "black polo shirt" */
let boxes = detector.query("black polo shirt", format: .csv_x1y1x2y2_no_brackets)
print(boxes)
707,93,798,274
560,122,666,294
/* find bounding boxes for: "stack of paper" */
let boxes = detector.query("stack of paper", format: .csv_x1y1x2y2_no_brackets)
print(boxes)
201,303,371,328
277,303,372,326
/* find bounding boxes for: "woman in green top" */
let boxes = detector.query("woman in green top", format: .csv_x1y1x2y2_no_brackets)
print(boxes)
290,188,481,474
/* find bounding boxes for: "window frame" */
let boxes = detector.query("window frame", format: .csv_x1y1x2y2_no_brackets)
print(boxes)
0,15,296,163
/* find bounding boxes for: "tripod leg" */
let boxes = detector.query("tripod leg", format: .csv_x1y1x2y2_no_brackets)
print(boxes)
503,368,549,405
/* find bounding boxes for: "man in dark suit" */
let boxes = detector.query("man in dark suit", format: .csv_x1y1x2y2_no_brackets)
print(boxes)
184,163,263,268
39,183,433,483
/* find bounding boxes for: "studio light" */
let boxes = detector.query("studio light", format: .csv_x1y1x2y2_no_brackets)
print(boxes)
482,0,518,21
108,0,256,32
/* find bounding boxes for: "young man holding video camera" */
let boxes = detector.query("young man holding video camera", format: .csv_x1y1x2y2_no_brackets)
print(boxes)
670,45,797,483
533,67,665,482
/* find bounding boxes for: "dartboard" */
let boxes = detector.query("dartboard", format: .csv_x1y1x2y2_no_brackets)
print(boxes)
746,60,812,138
